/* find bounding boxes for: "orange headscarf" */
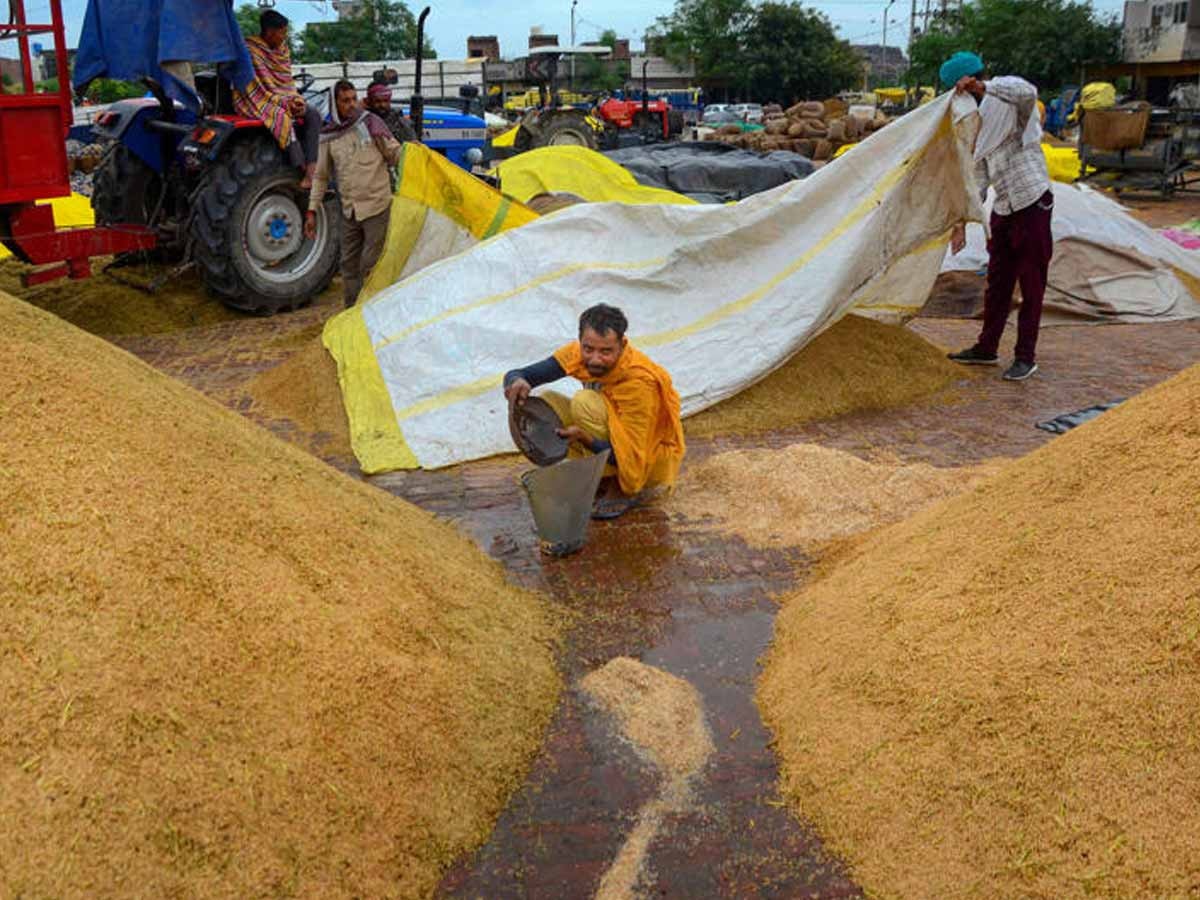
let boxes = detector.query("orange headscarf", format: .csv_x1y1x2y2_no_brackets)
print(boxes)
553,341,686,495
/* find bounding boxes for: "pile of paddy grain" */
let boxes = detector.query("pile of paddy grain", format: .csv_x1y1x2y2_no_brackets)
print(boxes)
760,363,1200,899
0,257,244,336
685,314,966,438
0,291,561,898
246,336,353,458
673,444,998,550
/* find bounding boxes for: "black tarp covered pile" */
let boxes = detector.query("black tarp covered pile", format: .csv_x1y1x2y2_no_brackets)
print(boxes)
604,142,815,203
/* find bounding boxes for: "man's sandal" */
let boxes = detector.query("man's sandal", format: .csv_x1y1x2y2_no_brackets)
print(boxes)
591,494,641,520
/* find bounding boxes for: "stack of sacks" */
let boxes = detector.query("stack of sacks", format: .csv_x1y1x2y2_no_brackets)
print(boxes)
705,99,891,161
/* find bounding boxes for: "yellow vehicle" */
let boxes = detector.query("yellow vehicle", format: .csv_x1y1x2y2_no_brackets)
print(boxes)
504,88,590,112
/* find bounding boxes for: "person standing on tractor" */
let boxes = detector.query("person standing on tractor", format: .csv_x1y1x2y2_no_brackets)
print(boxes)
305,80,404,308
364,82,418,144
233,10,322,189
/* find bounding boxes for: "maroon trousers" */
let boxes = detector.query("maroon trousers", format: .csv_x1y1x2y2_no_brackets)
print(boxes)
977,190,1054,364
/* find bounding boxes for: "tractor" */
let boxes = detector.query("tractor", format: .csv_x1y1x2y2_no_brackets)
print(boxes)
1,0,464,316
508,50,684,153
85,71,342,314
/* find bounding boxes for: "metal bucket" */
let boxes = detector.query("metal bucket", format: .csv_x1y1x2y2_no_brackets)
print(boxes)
520,450,610,557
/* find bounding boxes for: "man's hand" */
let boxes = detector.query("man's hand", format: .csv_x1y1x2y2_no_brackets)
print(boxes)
557,426,592,449
303,210,316,240
950,222,966,255
504,377,531,407
289,95,307,117
955,75,985,99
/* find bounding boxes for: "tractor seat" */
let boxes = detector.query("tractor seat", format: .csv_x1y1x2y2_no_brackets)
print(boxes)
194,71,237,116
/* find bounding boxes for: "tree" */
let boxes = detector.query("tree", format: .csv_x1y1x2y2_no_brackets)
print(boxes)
234,3,259,39
645,0,858,100
909,0,1121,93
297,0,436,63
740,2,861,101
578,27,627,93
645,0,757,90
85,78,144,104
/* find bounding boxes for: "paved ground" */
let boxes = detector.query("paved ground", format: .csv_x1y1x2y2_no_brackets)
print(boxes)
64,193,1200,897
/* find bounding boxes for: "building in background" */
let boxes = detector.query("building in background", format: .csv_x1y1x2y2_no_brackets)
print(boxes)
331,0,365,19
1101,0,1200,103
467,35,501,60
852,44,908,86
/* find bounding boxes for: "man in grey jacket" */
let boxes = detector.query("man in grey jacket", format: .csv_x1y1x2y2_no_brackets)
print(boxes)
305,80,403,308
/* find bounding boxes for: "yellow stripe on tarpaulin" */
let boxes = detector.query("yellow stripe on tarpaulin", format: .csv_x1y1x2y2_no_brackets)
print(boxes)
333,144,538,467
398,143,538,237
359,199,429,303
0,193,94,259
382,116,945,433
323,305,418,473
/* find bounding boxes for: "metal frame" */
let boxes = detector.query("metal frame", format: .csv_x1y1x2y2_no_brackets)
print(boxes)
0,0,158,283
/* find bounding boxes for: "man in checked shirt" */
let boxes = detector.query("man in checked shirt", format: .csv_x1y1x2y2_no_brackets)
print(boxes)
942,51,1053,382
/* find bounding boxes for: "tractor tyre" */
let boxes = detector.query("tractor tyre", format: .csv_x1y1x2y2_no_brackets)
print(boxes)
92,144,163,227
667,110,685,137
539,115,599,150
188,136,340,314
632,111,653,133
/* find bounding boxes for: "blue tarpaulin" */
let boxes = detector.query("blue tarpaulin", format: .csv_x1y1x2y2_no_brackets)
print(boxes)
73,0,255,109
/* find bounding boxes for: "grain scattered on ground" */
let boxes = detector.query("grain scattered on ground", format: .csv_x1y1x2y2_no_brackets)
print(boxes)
685,314,967,438
0,290,562,899
581,658,714,899
245,338,353,457
760,363,1200,899
0,257,245,336
673,443,998,550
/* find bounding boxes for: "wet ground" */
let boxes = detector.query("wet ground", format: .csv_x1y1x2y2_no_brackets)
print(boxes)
46,192,1200,897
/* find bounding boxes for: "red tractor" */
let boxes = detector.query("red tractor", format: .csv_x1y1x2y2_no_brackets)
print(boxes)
596,96,683,142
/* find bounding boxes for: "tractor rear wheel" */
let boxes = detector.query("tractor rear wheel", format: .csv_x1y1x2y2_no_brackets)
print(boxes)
667,110,685,137
539,114,598,150
188,136,340,314
92,144,163,227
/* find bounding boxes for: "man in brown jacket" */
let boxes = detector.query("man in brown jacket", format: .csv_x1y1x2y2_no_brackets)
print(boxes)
305,80,402,308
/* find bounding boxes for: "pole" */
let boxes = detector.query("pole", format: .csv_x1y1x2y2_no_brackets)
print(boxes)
881,0,896,88
570,0,578,89
910,0,918,81
412,6,430,141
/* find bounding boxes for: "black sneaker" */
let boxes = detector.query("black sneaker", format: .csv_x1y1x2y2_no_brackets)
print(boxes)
947,345,999,365
1003,360,1039,381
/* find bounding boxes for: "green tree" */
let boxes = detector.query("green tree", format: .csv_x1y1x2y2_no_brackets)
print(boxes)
234,3,259,39
85,78,144,103
645,0,756,89
297,0,436,63
740,2,860,101
909,0,1120,93
578,27,627,93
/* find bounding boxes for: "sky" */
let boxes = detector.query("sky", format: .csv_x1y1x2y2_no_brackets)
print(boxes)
35,0,1132,63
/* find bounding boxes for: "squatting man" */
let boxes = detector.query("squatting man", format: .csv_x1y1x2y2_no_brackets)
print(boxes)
504,304,687,520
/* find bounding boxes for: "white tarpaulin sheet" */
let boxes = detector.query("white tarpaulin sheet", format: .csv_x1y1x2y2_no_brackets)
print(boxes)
324,94,983,473
938,182,1200,323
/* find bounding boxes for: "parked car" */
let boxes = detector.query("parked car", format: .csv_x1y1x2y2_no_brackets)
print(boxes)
702,107,741,127
730,103,764,124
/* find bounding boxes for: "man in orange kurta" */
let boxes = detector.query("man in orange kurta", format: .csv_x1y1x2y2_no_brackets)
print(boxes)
504,304,686,519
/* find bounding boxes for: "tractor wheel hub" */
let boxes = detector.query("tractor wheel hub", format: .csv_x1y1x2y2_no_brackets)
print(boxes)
247,193,303,263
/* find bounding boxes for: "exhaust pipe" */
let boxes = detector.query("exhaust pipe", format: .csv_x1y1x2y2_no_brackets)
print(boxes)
411,7,430,140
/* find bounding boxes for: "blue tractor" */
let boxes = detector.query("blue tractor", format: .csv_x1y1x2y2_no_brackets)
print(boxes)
79,2,483,314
